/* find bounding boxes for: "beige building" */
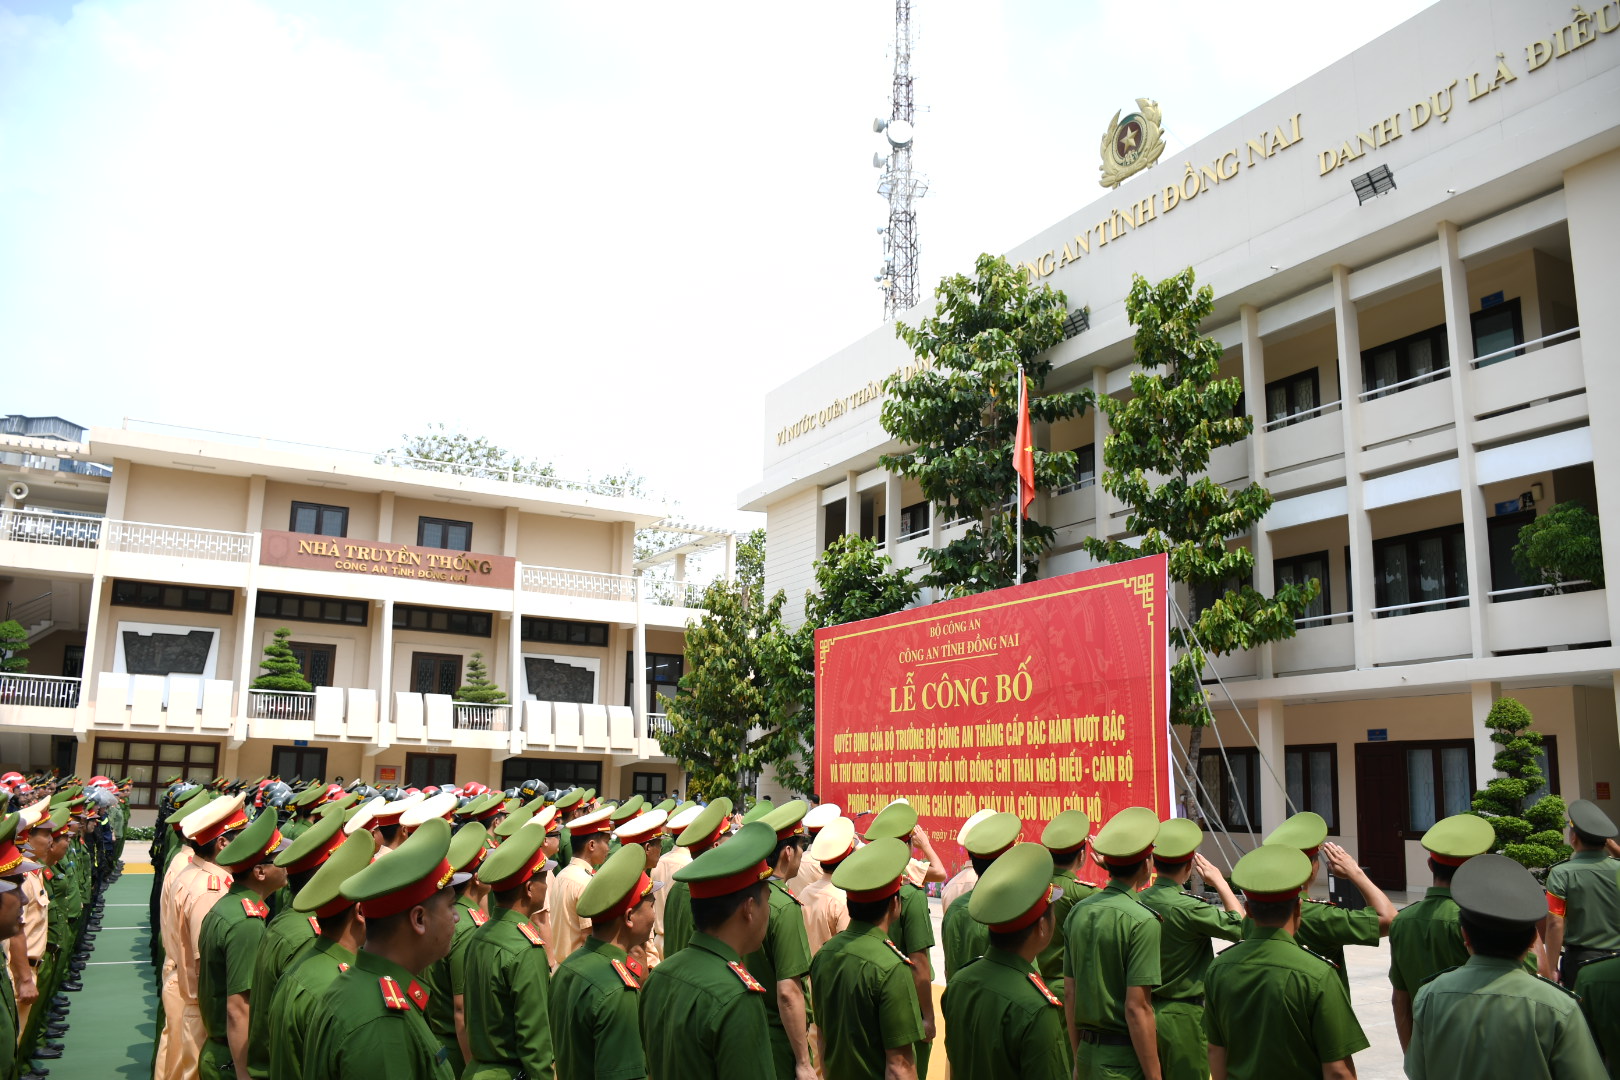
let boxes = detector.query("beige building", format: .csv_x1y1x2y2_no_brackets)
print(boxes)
0,419,725,822
745,0,1620,889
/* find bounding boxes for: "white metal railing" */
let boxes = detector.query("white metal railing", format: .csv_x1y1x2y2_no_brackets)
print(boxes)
0,673,81,708
0,507,104,548
1371,595,1469,618
1471,326,1581,369
896,524,932,541
1487,580,1596,602
245,689,315,721
648,712,673,741
1264,400,1343,431
642,577,703,608
104,519,254,561
1359,367,1451,402
453,702,512,731
1294,611,1354,627
1053,477,1096,496
521,565,637,602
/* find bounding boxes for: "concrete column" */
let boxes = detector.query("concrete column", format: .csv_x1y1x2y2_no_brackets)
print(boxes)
508,579,525,715
502,507,520,558
1091,367,1112,545
674,554,687,587
1438,221,1490,658
377,492,395,544
75,575,107,729
884,470,902,557
723,532,737,584
374,598,394,730
245,476,266,533
1331,266,1375,668
1471,681,1502,788
235,534,262,719
1240,306,1275,679
844,471,860,538
632,577,648,733
1255,698,1288,836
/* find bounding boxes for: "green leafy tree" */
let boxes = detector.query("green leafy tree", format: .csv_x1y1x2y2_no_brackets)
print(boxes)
1512,501,1605,591
1470,696,1569,870
880,253,1093,594
380,423,561,485
1081,268,1318,800
0,620,28,673
454,652,509,705
250,627,311,691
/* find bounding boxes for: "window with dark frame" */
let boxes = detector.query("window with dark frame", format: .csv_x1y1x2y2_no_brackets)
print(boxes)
500,758,602,791
62,644,84,679
1471,297,1525,366
418,517,473,552
520,618,609,647
1401,740,1475,836
1274,551,1331,622
290,501,349,537
1265,370,1322,427
410,653,462,696
111,579,234,615
1055,445,1097,495
1285,743,1340,833
1486,510,1537,600
1361,321,1450,399
271,744,328,781
256,591,369,627
625,652,684,716
287,642,336,688
1196,747,1259,832
404,752,457,789
92,737,219,809
394,604,492,637
632,772,667,799
1373,524,1469,617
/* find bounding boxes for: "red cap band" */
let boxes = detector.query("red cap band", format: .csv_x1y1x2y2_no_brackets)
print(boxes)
597,873,656,923
1101,845,1153,868
988,883,1058,934
570,819,612,838
688,861,771,899
688,821,728,854
484,845,547,893
462,844,488,875
1239,886,1304,903
819,838,858,868
775,822,805,842
359,858,454,919
0,843,24,875
282,828,344,876
313,894,356,920
845,877,904,905
192,805,250,847
1428,852,1470,867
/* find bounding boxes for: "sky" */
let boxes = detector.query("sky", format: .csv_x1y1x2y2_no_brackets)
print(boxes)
0,0,1435,534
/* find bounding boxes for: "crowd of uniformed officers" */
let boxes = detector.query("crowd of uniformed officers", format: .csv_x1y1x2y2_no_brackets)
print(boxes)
133,771,1620,1080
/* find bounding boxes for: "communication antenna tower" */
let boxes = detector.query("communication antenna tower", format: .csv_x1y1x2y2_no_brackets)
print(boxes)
871,0,928,320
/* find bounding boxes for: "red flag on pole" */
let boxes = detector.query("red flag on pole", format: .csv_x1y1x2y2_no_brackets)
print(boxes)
1014,373,1035,517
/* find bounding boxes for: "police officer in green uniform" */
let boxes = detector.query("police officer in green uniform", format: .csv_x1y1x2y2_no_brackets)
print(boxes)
419,821,492,1075
281,782,328,842
942,842,1069,1080
1137,817,1243,1080
267,829,376,1080
301,816,462,1080
1205,844,1367,1080
808,838,925,1080
553,788,590,871
662,798,733,957
943,812,1021,980
1388,812,1504,1051
1544,799,1620,986
1407,852,1605,1079
0,812,40,1080
640,820,777,1079
463,817,556,1079
749,800,815,1080
197,805,289,1079
1034,809,1096,1002
1259,811,1395,987
861,799,938,1076
1575,936,1620,1074
551,842,658,1079
1062,806,1162,1080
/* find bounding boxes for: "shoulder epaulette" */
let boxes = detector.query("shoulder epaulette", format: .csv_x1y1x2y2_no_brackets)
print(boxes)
208,875,221,891
469,909,488,926
1578,952,1620,971
1418,965,1460,988
1027,972,1061,1006
379,975,409,1011
241,897,269,919
516,923,546,948
1536,973,1581,998
611,958,641,990
1179,890,1220,907
727,961,767,992
773,880,802,906
308,916,320,934
1298,944,1340,969
1303,897,1340,908
883,938,913,965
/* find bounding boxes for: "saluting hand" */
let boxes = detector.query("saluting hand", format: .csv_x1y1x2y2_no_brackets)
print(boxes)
1191,853,1223,883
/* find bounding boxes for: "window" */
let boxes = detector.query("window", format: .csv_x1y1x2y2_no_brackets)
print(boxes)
418,517,472,552
1285,744,1339,832
1471,298,1524,366
633,772,667,800
1274,551,1330,622
1192,570,1252,620
272,745,328,781
500,757,602,791
521,618,609,647
111,579,233,615
257,591,369,626
288,642,336,688
1196,748,1259,831
395,605,491,637
1361,321,1449,399
404,753,456,789
896,501,931,541
290,501,348,537
1056,445,1097,495
1486,511,1535,600
62,644,83,679
1403,740,1475,835
410,653,462,696
1373,524,1468,616
1265,370,1321,427
626,652,684,715
93,737,218,809
1527,735,1560,803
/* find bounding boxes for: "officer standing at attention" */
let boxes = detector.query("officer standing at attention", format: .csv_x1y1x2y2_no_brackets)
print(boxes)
0,812,41,1080
553,805,616,969
1136,818,1244,1080
1406,852,1605,1078
652,802,703,956
1204,845,1367,1080
787,802,842,894
301,817,463,1080
551,842,659,1080
750,800,816,1080
799,817,854,955
1574,920,1620,1071
1261,811,1395,986
940,809,996,913
419,821,493,1075
1388,812,1503,1051
1034,809,1095,1004
463,818,557,1080
639,820,777,1079
1544,798,1620,986
661,798,733,957
612,807,668,969
943,812,1022,980
859,800,939,1075
942,842,1069,1080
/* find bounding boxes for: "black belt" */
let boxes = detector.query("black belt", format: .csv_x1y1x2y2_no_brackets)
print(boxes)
1078,1029,1132,1047
1155,996,1204,1008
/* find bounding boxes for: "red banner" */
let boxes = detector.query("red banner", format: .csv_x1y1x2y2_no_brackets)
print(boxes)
815,554,1169,874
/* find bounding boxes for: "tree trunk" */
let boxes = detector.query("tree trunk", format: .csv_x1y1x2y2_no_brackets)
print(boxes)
1185,724,1207,826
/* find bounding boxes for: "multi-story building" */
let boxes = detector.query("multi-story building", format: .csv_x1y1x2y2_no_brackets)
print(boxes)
745,0,1620,889
0,418,724,822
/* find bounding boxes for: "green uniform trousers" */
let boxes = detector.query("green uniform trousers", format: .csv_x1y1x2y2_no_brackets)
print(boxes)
1152,1001,1208,1080
1077,1038,1145,1080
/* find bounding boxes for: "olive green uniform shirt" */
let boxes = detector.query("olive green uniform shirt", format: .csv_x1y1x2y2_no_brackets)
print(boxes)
462,904,555,1078
1407,954,1605,1079
549,936,647,1080
303,947,454,1080
420,893,483,1076
663,879,694,957
0,961,16,1080
1574,954,1620,1075
639,931,775,1080
942,890,987,980
941,948,1068,1080
807,921,925,1080
1034,868,1095,999
196,881,269,1072
1061,880,1162,1033
247,904,317,1078
892,883,936,1075
1547,852,1620,950
744,878,812,1080
267,937,355,1080
1242,899,1379,988
1204,926,1368,1079
1136,880,1243,1001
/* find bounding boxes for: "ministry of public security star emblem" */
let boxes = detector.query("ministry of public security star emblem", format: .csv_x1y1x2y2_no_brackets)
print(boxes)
1099,98,1166,189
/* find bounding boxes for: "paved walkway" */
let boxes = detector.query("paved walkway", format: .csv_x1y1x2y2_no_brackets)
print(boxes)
52,864,157,1078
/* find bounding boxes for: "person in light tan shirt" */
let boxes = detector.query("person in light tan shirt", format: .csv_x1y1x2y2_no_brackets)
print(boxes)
548,805,614,970
801,818,857,955
940,808,998,912
786,802,843,895
613,807,669,968
651,803,705,958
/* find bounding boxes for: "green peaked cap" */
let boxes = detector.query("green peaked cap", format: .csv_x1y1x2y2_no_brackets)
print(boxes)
764,799,808,837
1264,811,1328,853
554,788,585,810
1452,851,1548,925
610,795,646,823
1420,813,1495,861
478,820,547,888
315,801,346,822
579,842,655,919
1154,818,1204,862
864,800,917,842
1231,844,1312,897
652,798,677,815
217,808,281,868
330,792,363,813
1092,807,1159,860
294,830,376,913
675,820,775,892
274,811,343,869
494,801,538,838
581,788,597,802
1040,809,1091,853
676,798,733,848
459,792,504,819
740,799,774,825
831,836,909,894
449,822,489,873
289,784,327,809
174,786,211,811
47,806,71,832
1569,799,1618,839
969,842,1055,926
963,812,1022,858
340,816,452,903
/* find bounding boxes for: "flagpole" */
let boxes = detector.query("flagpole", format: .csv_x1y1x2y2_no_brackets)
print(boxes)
1016,364,1024,585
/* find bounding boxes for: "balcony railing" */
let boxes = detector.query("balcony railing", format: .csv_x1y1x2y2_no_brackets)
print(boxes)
245,688,316,722
1471,326,1581,369
0,507,103,548
642,577,703,607
1294,611,1354,627
648,711,673,741
1371,595,1469,619
0,673,81,708
453,702,512,731
521,565,637,602
1359,367,1450,402
1487,580,1596,603
106,519,253,562
1263,399,1343,431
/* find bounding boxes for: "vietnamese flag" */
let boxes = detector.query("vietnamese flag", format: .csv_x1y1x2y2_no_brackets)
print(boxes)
1014,373,1035,517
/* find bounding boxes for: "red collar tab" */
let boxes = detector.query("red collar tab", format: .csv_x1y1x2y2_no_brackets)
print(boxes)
308,915,321,934
407,981,429,1011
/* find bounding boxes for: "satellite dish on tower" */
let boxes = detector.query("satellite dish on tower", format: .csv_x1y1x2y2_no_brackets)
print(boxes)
884,119,914,149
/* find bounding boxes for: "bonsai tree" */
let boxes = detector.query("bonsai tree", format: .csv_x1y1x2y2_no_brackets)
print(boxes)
1512,501,1604,592
454,652,509,705
250,627,311,691
0,620,28,673
1470,696,1569,871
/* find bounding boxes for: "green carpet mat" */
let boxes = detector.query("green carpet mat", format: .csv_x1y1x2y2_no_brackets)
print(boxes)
50,872,156,1078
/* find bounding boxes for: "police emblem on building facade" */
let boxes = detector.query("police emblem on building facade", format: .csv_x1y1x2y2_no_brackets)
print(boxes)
1099,98,1166,188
